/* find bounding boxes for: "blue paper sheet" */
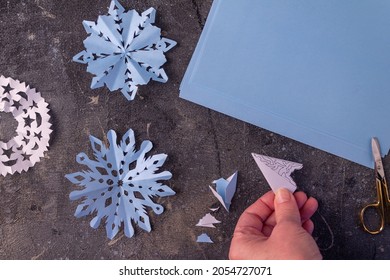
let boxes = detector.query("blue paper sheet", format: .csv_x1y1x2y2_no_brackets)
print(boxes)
180,0,390,168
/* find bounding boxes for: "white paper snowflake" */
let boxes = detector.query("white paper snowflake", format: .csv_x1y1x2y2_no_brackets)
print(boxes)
73,0,177,101
65,129,175,239
0,76,52,176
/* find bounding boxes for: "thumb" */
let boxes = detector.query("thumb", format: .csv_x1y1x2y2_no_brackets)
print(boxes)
274,188,301,225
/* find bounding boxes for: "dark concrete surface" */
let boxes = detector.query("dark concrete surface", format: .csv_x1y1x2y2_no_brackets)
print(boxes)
0,0,389,260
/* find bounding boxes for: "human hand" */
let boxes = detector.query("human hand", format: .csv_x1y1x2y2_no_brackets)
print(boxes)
229,188,322,260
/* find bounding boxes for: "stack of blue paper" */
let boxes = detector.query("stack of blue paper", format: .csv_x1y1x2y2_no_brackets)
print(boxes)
180,0,390,168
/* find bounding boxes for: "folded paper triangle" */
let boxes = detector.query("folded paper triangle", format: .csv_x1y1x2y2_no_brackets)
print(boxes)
252,153,302,193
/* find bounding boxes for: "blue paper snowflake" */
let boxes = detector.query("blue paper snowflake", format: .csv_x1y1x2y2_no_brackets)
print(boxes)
73,0,177,101
65,129,175,239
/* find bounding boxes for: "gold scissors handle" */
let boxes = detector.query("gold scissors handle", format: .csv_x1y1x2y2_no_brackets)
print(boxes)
360,138,390,234
360,177,386,234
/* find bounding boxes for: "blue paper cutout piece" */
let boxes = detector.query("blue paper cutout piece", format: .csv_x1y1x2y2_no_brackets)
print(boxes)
180,0,390,168
209,171,238,212
65,129,175,239
196,213,221,228
73,0,177,101
196,233,213,243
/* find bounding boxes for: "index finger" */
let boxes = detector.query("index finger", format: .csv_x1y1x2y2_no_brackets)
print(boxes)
233,191,275,236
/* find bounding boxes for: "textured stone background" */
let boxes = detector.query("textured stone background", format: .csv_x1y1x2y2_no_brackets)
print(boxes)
0,0,388,259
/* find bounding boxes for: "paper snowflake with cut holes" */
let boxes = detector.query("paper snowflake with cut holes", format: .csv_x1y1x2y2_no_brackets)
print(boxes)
73,0,177,101
0,76,52,176
65,129,175,239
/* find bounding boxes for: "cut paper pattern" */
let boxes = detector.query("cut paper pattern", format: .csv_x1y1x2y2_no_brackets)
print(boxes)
65,129,175,239
196,213,221,228
73,0,177,101
252,153,303,193
0,76,52,176
209,171,238,212
196,233,213,243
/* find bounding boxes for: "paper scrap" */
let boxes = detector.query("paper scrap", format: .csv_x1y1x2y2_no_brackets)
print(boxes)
65,128,175,239
196,233,213,243
252,153,302,193
196,213,221,228
0,76,52,176
209,171,238,212
73,0,177,101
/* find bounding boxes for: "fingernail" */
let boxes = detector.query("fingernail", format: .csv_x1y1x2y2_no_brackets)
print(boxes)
276,188,291,204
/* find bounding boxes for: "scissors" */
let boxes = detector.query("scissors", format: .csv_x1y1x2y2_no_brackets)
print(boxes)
360,137,390,234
